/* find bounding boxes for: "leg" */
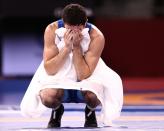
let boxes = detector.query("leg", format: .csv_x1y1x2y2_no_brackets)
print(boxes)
39,88,64,128
81,91,100,127
39,88,64,108
82,91,100,108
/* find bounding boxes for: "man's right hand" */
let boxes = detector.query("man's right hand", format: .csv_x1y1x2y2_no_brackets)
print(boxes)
64,29,74,52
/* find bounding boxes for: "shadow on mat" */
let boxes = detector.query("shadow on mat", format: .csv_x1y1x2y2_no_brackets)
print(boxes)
18,127,100,130
13,126,128,130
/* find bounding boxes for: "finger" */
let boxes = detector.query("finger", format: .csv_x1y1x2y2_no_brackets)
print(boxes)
67,33,74,41
64,29,72,38
75,31,82,39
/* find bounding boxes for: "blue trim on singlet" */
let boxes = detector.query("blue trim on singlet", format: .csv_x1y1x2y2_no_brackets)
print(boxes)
57,19,92,32
85,22,92,32
58,19,64,28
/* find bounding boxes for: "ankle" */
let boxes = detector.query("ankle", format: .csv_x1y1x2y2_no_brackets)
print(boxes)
84,105,98,127
51,104,64,120
53,104,62,111
86,105,96,111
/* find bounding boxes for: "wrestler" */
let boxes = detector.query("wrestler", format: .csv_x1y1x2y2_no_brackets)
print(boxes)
41,4,104,128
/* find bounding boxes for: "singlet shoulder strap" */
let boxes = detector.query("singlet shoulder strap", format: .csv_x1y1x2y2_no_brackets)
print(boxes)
57,19,92,32
85,22,92,32
57,19,64,28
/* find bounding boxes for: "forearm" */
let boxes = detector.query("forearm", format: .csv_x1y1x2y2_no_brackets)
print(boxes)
73,46,91,80
44,47,70,75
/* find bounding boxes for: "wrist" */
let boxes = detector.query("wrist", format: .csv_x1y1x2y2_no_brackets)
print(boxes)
72,45,82,54
63,46,72,53
73,45,81,50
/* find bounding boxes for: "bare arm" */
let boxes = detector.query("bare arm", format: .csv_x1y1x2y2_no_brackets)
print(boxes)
43,22,72,75
73,25,105,80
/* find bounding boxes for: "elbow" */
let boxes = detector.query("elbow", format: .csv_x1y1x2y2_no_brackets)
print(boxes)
77,76,84,81
77,71,92,81
46,70,55,76
44,62,56,76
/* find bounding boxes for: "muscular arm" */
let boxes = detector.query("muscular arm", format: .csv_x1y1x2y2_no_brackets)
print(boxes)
43,22,71,75
73,25,105,80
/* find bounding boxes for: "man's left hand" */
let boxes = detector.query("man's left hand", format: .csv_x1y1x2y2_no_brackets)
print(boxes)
72,30,83,48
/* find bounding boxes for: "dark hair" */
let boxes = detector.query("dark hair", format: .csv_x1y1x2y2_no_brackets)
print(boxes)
62,4,87,26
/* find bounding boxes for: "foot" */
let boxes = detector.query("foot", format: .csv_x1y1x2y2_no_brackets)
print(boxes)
84,105,98,128
47,104,64,128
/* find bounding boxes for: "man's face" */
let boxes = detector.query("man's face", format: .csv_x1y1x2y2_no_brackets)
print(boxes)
64,23,85,31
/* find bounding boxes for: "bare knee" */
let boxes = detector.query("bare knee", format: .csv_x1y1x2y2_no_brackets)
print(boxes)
82,91,100,108
39,88,64,108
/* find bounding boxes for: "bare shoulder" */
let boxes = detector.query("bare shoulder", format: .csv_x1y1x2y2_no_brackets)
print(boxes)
44,21,59,47
88,24,105,52
43,21,59,61
44,21,58,35
90,24,105,42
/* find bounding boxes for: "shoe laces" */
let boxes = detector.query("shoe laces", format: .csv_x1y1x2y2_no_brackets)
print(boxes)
87,110,93,117
53,111,56,119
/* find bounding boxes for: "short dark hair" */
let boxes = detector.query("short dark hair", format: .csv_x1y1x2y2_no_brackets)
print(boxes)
62,4,87,26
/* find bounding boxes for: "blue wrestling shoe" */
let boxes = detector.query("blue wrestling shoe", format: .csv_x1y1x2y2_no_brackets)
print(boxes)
47,104,64,128
84,105,98,127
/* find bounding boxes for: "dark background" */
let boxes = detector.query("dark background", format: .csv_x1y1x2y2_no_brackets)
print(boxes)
1,0,164,78
0,0,164,104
